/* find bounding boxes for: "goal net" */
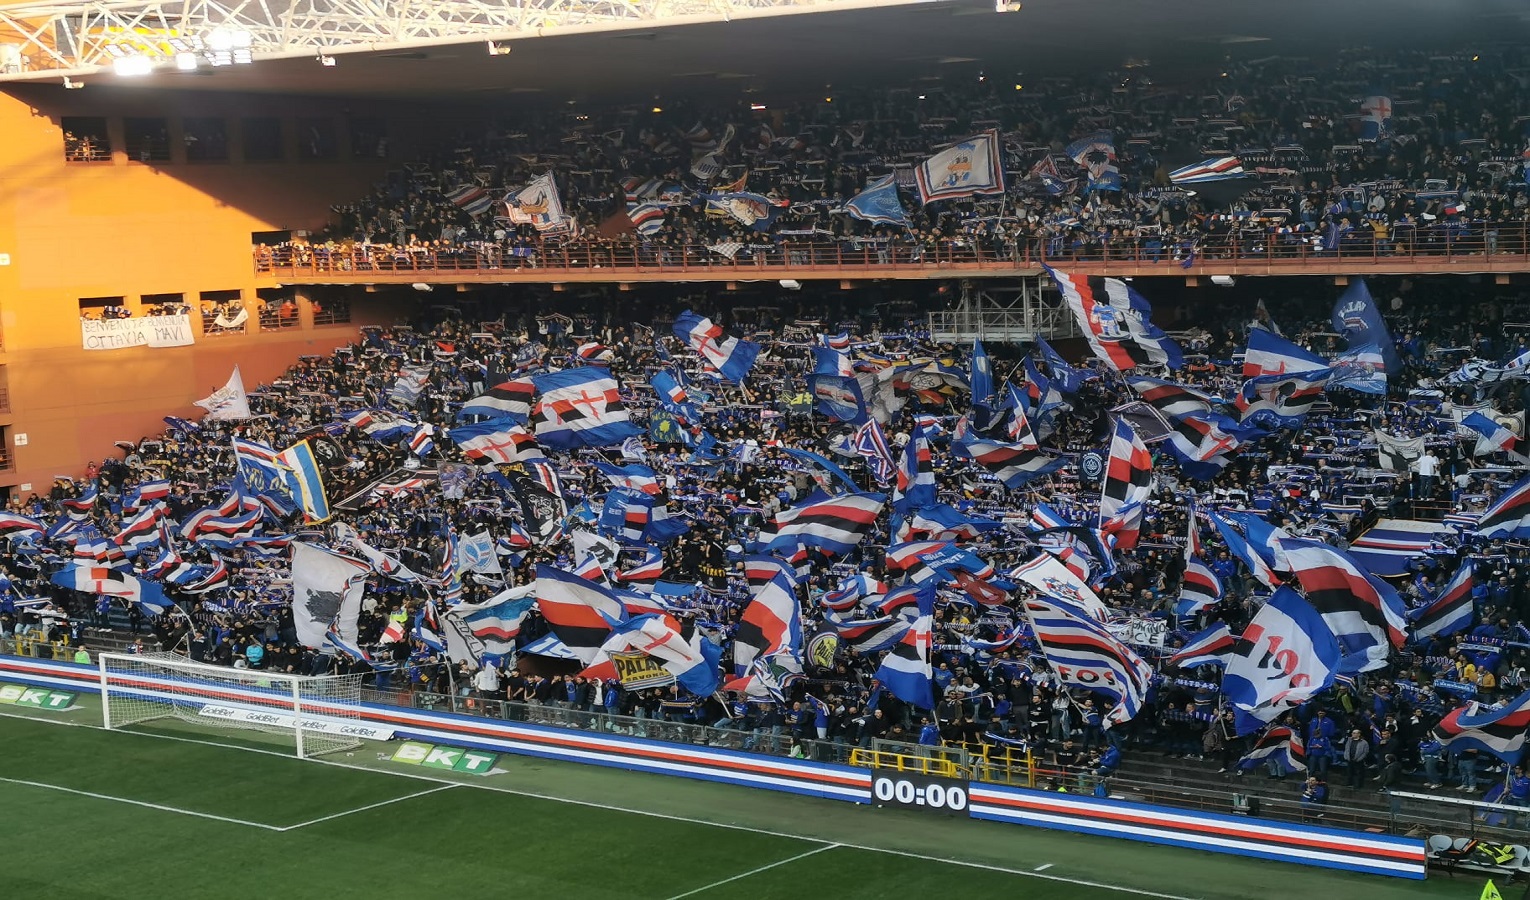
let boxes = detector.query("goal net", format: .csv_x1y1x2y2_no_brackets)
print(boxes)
99,652,366,758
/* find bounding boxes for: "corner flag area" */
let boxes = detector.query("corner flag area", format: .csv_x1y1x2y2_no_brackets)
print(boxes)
0,705,1480,900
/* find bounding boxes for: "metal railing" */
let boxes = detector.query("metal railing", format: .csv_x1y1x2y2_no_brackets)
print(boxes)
254,223,1530,280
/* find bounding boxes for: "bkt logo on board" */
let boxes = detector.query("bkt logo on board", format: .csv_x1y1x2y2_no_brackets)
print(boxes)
0,683,76,710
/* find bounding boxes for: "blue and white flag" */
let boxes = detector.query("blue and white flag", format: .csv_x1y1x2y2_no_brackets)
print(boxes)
673,310,761,383
808,374,868,425
1460,411,1524,458
874,587,935,709
1168,622,1236,670
705,191,787,231
529,368,641,450
1242,328,1328,378
1357,94,1393,142
649,370,702,423
1330,280,1400,372
1328,343,1388,394
812,347,854,378
852,419,896,484
844,174,909,225
1223,586,1342,734
389,364,432,407
914,131,1004,204
1023,596,1153,728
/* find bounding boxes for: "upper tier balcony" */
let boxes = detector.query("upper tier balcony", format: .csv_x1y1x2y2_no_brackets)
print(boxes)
255,224,1530,284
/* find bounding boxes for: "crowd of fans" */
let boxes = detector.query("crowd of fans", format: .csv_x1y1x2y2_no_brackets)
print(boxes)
249,45,1530,272
4,271,1530,818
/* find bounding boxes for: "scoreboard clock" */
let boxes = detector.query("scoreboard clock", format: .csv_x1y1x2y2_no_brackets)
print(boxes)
870,770,970,814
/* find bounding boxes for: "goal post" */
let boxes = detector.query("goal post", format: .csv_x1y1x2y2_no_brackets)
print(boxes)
98,652,367,758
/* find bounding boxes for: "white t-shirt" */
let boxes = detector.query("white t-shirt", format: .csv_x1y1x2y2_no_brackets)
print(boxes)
1416,454,1441,477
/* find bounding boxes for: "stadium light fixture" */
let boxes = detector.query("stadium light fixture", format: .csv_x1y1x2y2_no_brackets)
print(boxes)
750,103,766,110
486,41,512,55
62,76,82,89
112,55,153,77
317,53,336,67
175,52,199,71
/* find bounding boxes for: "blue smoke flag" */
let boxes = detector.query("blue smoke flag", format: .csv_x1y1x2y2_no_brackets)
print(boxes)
1331,280,1400,373
844,174,908,225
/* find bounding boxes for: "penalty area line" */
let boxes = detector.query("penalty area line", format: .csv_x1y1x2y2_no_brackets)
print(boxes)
663,844,841,899
0,775,284,831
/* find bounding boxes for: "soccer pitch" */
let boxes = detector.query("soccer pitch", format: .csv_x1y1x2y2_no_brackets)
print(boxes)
0,703,1485,900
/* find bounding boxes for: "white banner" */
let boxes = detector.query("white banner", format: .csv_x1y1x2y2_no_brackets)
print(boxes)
81,314,194,351
290,543,369,648
1106,617,1168,649
197,704,395,740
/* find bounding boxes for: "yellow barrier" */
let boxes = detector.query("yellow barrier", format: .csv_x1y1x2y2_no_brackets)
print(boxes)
848,748,961,779
6,636,76,661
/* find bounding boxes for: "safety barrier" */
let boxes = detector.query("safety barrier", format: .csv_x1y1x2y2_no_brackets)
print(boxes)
254,224,1530,281
0,652,1427,878
968,783,1427,879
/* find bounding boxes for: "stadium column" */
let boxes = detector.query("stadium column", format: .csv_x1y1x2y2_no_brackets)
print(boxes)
295,289,316,330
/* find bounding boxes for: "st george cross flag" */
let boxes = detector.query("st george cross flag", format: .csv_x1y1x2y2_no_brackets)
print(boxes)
289,542,369,649
914,130,1004,204
672,310,760,383
1223,586,1341,734
194,366,251,420
1023,596,1153,728
845,174,909,225
1433,689,1530,764
1049,269,1182,371
529,368,640,450
449,420,544,465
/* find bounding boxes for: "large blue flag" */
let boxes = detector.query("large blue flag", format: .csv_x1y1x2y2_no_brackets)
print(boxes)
844,174,908,225
1331,280,1401,372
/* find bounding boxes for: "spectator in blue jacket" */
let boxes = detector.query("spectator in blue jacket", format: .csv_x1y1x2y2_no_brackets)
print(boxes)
1301,777,1328,820
1508,765,1530,827
1307,732,1334,781
1419,737,1444,789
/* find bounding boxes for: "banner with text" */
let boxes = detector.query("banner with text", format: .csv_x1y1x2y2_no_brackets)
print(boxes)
81,314,195,351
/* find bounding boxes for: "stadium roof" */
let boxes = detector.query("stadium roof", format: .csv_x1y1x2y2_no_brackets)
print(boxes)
2,0,1526,100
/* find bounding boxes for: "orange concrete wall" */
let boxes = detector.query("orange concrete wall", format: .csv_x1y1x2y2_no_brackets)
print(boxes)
0,85,437,493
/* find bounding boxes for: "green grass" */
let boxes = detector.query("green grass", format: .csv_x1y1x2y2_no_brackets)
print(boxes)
0,705,1496,900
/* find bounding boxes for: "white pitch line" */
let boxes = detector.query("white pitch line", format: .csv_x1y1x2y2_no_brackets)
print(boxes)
0,711,1204,900
0,775,283,831
276,784,457,831
663,844,840,900
1034,863,1054,871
